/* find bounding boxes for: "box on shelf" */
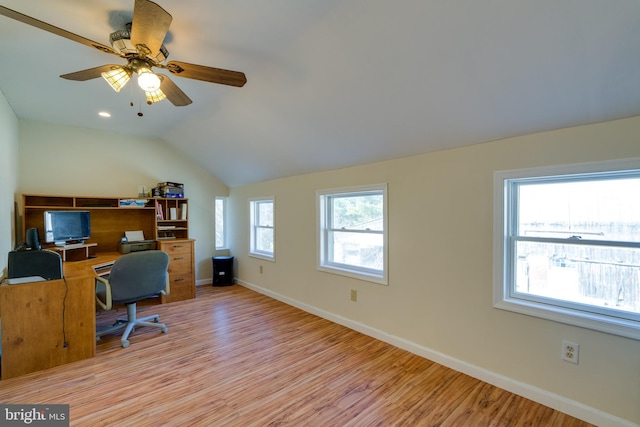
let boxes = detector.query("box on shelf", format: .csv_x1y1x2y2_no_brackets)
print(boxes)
153,185,184,198
157,181,184,188
119,199,149,207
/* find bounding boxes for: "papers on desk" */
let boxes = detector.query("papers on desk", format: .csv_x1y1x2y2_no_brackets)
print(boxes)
7,276,46,285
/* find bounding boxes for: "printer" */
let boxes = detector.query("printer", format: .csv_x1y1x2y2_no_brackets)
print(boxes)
117,230,157,254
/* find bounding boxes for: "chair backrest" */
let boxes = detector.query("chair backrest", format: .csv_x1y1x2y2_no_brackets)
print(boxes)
107,250,170,304
7,249,62,280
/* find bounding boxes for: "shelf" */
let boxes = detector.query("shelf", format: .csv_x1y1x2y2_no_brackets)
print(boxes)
50,243,97,261
24,195,74,208
154,198,189,240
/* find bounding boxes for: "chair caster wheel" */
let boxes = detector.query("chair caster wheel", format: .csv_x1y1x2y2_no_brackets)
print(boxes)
162,326,168,333
121,340,130,348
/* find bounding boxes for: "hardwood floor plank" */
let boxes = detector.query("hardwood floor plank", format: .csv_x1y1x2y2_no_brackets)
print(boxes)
0,285,593,426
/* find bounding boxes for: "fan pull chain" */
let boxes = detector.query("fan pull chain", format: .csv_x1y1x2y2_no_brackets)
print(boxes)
137,86,144,117
129,79,135,109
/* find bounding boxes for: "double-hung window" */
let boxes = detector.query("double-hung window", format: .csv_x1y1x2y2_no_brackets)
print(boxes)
215,197,227,250
250,197,275,261
318,184,388,285
494,159,640,339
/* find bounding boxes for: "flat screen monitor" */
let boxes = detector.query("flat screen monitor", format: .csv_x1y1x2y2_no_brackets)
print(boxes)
44,210,91,246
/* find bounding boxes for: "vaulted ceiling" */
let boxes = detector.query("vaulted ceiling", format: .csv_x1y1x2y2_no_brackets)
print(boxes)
1,0,639,187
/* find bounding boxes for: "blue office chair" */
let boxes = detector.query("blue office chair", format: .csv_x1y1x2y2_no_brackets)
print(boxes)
95,250,170,348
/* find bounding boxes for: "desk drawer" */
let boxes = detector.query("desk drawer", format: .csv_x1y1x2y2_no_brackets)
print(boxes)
158,239,195,303
168,252,192,270
162,241,192,256
169,260,192,276
168,274,194,300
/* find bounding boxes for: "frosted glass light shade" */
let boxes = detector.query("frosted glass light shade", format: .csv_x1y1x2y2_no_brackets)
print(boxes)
137,68,161,92
101,67,131,92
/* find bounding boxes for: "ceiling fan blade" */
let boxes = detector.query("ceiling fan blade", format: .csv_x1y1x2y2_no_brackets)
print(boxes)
130,0,172,58
165,61,247,87
60,65,123,81
0,5,117,56
158,74,192,106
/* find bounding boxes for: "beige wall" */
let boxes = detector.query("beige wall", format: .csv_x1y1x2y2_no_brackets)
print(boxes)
5,106,640,424
229,116,640,425
0,90,19,279
16,119,229,281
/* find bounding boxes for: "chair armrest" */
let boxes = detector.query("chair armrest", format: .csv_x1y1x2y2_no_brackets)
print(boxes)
160,274,170,297
95,276,113,310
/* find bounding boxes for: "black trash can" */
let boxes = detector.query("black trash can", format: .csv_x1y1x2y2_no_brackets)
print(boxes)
212,256,234,286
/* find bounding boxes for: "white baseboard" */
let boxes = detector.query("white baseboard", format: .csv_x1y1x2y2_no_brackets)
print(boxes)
196,278,213,286
236,278,637,427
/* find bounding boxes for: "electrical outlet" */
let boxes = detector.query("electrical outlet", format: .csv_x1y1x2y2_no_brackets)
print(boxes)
259,265,263,274
350,289,357,302
562,340,580,364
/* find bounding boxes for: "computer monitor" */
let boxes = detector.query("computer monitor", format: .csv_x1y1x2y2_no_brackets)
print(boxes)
44,210,91,246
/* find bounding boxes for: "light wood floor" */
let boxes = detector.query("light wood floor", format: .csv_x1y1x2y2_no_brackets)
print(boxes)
0,285,593,426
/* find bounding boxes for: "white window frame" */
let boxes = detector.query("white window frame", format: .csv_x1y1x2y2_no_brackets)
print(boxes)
215,196,227,250
317,184,388,285
494,158,640,340
249,197,275,261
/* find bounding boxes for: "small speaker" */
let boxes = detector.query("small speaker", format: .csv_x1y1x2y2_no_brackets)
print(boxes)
26,227,41,250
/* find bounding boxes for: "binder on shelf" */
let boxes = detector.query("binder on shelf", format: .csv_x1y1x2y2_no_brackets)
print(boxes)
180,203,187,220
169,207,177,220
156,204,164,220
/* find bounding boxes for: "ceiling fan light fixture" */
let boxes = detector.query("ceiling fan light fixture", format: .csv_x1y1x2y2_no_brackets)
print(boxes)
145,88,167,104
109,27,169,63
137,67,161,92
101,67,132,92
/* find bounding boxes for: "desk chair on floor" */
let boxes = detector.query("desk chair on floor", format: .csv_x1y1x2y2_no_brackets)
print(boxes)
95,250,170,348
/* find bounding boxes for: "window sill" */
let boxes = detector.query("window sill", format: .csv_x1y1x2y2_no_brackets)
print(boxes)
318,264,387,286
249,252,275,262
494,297,640,341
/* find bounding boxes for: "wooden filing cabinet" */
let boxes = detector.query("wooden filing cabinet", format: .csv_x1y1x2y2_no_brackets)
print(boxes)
158,239,195,303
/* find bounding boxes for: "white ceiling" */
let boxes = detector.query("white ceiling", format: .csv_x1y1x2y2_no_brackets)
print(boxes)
1,0,639,187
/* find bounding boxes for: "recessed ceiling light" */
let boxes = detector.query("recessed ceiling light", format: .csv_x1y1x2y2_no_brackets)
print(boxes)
98,111,111,118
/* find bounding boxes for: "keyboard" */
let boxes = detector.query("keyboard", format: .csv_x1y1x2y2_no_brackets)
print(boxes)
93,262,114,277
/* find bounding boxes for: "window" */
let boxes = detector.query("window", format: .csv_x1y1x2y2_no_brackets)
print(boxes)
318,184,388,284
494,159,640,339
215,197,227,249
250,197,274,260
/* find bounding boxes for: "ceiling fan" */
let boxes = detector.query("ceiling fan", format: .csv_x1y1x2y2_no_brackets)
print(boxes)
0,0,247,107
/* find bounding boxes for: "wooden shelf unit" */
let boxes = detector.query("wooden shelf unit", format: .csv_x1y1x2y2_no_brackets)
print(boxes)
22,194,190,252
21,194,195,303
154,198,189,240
23,195,154,252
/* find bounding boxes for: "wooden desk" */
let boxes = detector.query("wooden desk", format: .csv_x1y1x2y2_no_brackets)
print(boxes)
0,253,120,380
